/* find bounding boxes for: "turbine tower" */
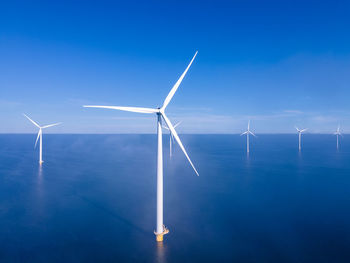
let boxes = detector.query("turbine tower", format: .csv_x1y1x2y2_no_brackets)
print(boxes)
83,52,199,242
23,114,61,164
241,120,256,153
334,125,342,150
163,121,182,158
295,127,307,151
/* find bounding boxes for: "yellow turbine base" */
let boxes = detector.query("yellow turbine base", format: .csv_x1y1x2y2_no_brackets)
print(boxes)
154,225,169,242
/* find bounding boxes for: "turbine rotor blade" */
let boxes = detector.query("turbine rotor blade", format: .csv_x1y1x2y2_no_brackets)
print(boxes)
162,113,199,176
23,114,40,128
174,121,182,128
42,122,62,129
250,131,257,137
295,126,300,132
241,131,248,136
161,52,198,110
83,105,158,114
35,129,42,148
301,128,308,133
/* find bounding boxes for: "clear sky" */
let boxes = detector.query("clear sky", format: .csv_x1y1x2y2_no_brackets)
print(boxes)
1,0,350,133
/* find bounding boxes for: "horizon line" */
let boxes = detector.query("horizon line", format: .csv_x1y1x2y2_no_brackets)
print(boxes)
0,133,348,135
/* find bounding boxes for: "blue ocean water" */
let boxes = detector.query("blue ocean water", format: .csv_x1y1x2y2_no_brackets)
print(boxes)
0,134,349,262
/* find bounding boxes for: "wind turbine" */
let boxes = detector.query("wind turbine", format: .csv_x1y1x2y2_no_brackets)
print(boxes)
241,120,256,153
83,52,199,242
23,114,62,164
295,127,307,151
163,121,182,158
334,125,342,150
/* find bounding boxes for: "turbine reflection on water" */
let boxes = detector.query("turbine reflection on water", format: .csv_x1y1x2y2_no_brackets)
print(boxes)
156,242,166,263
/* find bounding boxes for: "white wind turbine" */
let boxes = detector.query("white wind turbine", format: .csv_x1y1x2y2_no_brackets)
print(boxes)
334,125,342,150
241,120,256,153
83,52,199,242
23,114,62,164
163,121,182,158
295,126,307,151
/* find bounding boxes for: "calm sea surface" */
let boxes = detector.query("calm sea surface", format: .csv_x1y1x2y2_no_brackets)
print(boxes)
0,134,349,262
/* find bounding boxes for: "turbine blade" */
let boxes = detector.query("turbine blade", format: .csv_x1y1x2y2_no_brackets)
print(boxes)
23,114,40,128
295,126,300,132
34,129,41,148
248,120,250,131
42,122,62,129
162,52,198,110
301,128,308,133
83,105,158,114
162,125,169,130
250,131,257,137
174,121,182,128
162,113,199,176
241,131,248,136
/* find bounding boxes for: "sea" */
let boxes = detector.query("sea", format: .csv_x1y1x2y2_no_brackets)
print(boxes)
0,134,349,263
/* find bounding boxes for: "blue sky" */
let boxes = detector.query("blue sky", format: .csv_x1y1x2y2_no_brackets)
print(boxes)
1,0,350,133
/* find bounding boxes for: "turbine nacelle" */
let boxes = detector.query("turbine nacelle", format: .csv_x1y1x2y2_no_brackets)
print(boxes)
295,126,307,133
334,125,342,136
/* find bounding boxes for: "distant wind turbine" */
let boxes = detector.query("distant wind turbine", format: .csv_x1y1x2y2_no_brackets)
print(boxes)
23,114,62,164
334,125,342,150
163,121,182,158
83,52,199,242
241,120,256,153
295,127,307,151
